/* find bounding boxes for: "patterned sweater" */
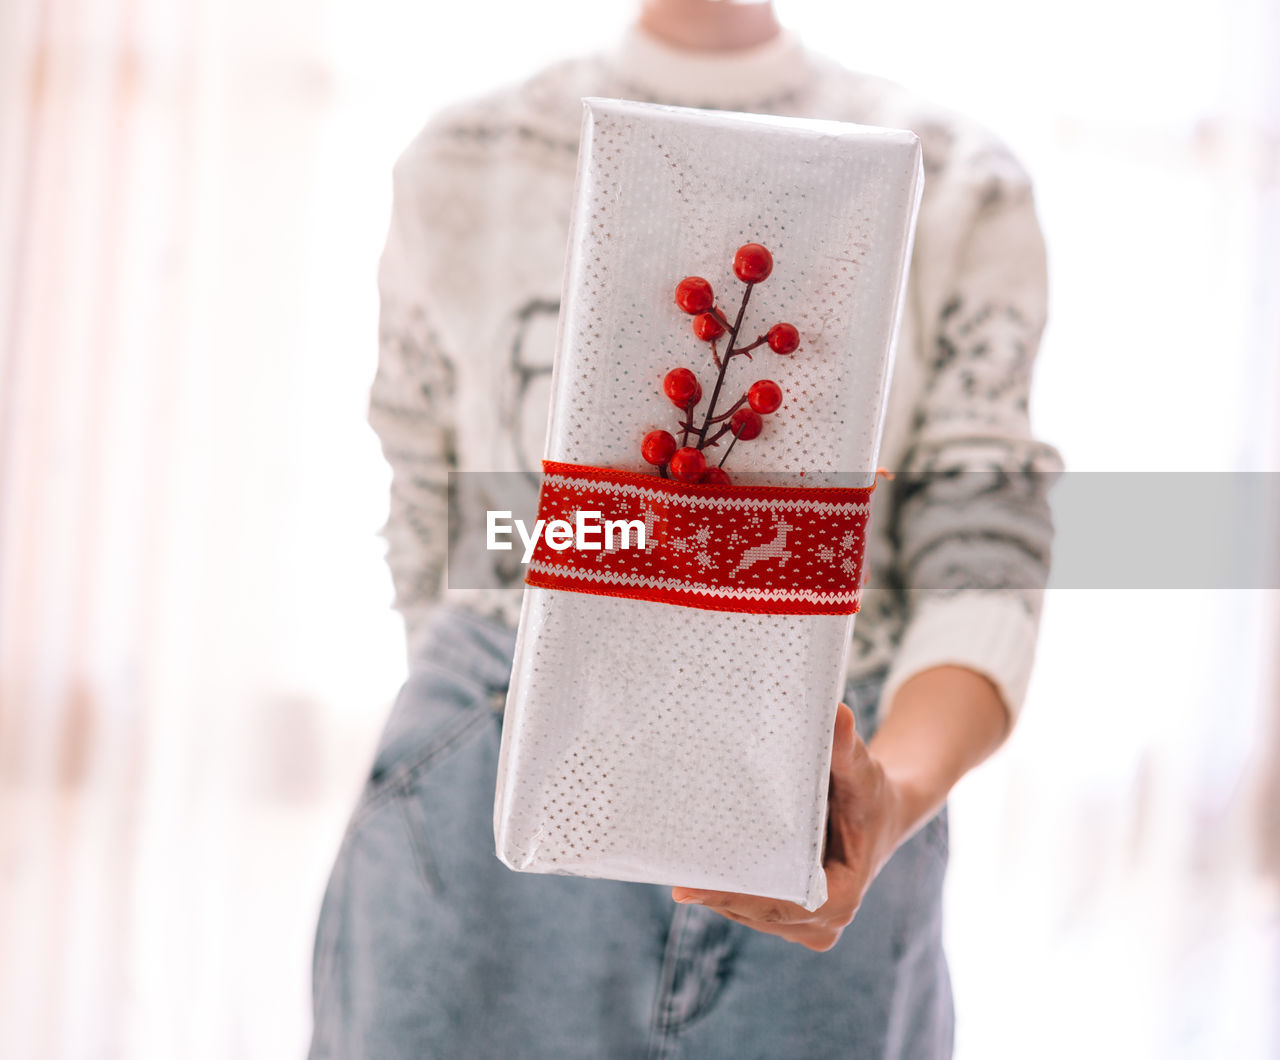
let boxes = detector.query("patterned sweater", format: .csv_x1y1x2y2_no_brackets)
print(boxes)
368,23,1064,721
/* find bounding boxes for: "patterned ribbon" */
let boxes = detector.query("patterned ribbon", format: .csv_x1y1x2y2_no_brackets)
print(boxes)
524,460,876,615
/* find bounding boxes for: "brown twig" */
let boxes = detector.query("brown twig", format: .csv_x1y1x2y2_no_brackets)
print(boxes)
697,283,754,446
703,393,748,425
679,397,698,446
729,334,768,358
717,424,745,467
703,425,729,447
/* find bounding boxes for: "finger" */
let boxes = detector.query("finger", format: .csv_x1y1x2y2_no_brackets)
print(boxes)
671,887,817,925
702,906,841,950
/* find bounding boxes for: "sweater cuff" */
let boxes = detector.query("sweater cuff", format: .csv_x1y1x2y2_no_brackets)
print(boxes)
878,592,1041,725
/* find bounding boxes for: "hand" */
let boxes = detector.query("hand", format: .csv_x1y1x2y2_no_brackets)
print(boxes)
671,701,907,952
670,664,1011,952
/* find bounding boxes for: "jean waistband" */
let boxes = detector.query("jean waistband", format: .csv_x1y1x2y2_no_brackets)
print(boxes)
412,605,520,695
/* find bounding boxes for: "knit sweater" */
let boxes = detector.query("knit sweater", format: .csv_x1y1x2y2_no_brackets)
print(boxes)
368,23,1064,722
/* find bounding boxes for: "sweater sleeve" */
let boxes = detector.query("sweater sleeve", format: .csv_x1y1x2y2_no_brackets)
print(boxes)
879,165,1064,724
368,147,457,663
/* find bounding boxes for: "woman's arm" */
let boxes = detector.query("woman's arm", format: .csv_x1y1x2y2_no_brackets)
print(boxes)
879,147,1063,725
871,664,1008,839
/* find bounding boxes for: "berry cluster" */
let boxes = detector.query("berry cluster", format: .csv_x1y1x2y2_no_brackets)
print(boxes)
641,243,801,484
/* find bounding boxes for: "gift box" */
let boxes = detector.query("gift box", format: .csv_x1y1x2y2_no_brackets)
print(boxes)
493,98,922,909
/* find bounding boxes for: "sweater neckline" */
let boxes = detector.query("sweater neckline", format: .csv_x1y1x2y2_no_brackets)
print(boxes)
602,21,816,110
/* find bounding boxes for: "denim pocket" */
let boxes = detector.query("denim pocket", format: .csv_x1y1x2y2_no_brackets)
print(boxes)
359,663,496,810
384,688,505,900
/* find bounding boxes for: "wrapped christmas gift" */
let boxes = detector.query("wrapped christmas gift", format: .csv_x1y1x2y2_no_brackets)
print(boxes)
493,98,922,910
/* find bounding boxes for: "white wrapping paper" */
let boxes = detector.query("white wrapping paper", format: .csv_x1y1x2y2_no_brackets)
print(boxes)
494,98,922,909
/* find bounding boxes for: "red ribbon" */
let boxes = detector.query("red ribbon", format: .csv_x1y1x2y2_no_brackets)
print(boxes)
523,461,876,615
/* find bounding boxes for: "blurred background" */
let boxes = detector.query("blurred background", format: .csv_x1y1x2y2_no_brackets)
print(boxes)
0,0,1277,1057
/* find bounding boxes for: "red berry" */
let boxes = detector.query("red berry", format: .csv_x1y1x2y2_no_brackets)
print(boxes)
675,276,714,315
767,322,800,355
669,447,707,483
747,380,783,414
692,312,725,341
730,407,763,441
733,243,773,284
641,430,678,466
700,466,731,486
663,368,700,406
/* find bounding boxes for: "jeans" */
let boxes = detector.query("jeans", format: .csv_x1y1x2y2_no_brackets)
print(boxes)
309,606,953,1059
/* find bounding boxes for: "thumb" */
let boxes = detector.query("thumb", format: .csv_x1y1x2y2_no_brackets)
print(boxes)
833,700,857,759
825,702,865,867
830,700,860,786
